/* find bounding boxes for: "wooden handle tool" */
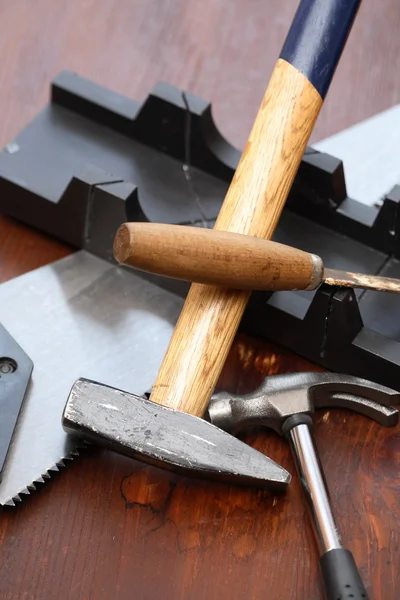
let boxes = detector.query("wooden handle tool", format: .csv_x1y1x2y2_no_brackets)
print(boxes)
129,0,361,417
115,223,316,290
115,223,400,294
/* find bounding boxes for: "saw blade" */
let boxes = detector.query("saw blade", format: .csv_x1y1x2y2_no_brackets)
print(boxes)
0,250,184,506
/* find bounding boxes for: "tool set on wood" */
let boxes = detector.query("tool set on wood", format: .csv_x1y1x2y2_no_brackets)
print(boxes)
1,0,400,598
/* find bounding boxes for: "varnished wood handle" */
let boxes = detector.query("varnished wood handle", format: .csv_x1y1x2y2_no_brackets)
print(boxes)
148,59,322,417
143,0,361,416
114,223,323,291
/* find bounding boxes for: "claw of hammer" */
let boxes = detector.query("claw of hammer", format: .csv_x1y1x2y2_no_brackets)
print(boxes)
207,372,400,435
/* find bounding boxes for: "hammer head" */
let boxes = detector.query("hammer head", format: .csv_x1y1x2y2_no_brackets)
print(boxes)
207,372,400,435
62,378,291,491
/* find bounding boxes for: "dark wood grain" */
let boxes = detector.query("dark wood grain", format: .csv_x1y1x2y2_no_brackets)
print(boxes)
0,1,400,599
0,216,71,281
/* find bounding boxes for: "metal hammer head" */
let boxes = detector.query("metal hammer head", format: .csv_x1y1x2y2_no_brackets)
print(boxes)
62,378,291,491
207,372,400,435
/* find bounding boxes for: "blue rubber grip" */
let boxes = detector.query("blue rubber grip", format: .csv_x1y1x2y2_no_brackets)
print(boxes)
280,0,361,98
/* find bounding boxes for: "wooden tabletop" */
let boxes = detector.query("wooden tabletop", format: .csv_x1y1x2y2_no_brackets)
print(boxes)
1,2,400,599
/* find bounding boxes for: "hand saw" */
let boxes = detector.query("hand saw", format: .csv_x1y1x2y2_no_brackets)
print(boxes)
0,0,361,505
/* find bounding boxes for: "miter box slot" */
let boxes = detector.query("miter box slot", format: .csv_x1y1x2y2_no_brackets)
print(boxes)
0,71,400,389
0,70,396,253
294,183,400,255
51,70,141,136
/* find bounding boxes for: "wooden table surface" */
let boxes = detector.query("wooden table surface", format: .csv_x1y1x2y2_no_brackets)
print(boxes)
1,1,400,599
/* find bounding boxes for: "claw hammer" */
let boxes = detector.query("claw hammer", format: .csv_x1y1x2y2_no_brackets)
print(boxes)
147,0,362,418
208,372,400,600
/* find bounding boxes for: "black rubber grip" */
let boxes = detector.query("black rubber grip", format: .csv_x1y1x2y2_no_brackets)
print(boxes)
320,548,369,599
282,413,313,437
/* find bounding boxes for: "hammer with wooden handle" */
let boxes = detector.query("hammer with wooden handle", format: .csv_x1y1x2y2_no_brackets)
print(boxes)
114,223,400,294
65,3,378,595
140,0,362,417
63,0,361,497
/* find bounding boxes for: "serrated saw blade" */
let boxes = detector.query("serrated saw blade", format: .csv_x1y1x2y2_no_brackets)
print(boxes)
0,250,184,506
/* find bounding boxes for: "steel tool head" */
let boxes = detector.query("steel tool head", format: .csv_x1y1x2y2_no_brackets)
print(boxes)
207,372,400,435
62,378,291,491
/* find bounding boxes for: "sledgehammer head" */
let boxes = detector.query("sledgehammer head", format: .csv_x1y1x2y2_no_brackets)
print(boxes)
62,378,291,491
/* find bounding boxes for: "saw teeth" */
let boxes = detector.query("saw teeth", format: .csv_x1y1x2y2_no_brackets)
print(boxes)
2,440,89,507
8,494,22,505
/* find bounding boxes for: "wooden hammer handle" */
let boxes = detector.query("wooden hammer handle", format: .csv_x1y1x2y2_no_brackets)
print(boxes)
143,0,361,416
148,60,321,417
114,223,324,291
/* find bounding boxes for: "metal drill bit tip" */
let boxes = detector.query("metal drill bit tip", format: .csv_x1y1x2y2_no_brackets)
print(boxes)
62,378,291,491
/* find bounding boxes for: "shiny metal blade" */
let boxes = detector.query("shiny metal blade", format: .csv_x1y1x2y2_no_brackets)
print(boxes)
323,267,400,293
0,250,185,506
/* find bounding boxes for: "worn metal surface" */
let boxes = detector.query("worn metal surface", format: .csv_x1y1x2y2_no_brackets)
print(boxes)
0,325,33,480
62,378,290,491
0,250,185,506
323,267,400,294
208,372,400,436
